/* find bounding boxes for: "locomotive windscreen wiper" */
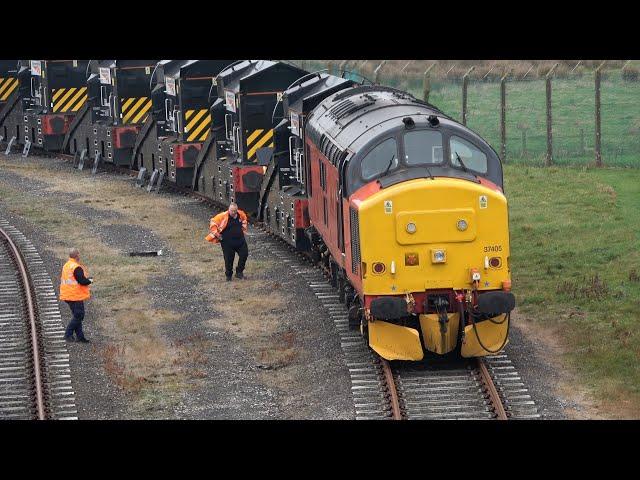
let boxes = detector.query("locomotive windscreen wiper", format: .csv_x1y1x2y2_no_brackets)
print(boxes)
454,151,468,172
382,155,396,177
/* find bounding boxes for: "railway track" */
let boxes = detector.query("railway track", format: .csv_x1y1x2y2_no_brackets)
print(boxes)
2,149,538,420
269,247,540,420
0,219,77,420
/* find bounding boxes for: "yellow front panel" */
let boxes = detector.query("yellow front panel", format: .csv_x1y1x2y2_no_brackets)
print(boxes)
367,320,424,361
396,208,477,244
358,178,511,295
460,316,509,357
419,313,460,355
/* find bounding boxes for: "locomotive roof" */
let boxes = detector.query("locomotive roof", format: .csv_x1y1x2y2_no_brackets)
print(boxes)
218,60,307,93
306,85,448,153
283,72,354,115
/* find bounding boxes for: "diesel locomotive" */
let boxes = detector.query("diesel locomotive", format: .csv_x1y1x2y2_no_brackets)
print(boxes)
0,59,516,362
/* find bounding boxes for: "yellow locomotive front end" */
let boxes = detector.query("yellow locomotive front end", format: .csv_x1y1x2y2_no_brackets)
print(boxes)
354,177,513,361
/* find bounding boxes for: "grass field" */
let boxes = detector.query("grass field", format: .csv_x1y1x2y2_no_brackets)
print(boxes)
505,164,640,415
307,61,640,168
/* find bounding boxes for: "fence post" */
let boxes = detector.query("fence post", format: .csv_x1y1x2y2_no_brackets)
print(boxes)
500,69,510,162
462,67,474,126
338,59,349,77
580,128,585,156
595,62,605,167
522,130,527,157
423,63,435,103
545,63,558,166
373,60,387,85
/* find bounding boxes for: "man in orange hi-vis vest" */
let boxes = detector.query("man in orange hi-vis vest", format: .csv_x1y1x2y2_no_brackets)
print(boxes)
205,202,249,281
60,248,93,343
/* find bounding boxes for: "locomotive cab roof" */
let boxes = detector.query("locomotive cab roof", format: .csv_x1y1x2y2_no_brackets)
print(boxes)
306,86,504,195
217,60,308,95
283,72,355,116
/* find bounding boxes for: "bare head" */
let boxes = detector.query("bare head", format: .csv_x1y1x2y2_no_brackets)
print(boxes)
69,248,80,260
228,202,238,217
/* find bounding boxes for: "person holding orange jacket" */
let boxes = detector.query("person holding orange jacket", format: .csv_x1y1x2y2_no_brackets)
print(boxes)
205,202,249,281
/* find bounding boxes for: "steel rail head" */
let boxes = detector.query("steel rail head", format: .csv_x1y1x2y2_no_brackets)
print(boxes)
380,358,403,420
0,227,47,420
477,358,508,420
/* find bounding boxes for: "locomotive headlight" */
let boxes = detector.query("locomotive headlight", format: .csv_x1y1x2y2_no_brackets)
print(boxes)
456,219,468,231
431,249,446,263
406,222,417,234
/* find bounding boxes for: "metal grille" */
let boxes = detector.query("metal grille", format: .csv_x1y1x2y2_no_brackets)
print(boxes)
350,206,360,274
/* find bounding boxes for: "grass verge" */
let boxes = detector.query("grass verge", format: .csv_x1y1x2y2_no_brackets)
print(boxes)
506,164,640,417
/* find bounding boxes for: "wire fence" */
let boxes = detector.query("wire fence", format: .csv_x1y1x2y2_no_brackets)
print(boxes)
292,60,640,168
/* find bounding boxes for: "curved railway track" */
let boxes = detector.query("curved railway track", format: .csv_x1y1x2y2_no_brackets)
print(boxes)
2,148,538,420
0,219,77,420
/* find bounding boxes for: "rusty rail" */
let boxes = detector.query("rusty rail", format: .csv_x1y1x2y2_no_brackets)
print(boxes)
0,226,46,420
380,359,403,420
477,358,508,420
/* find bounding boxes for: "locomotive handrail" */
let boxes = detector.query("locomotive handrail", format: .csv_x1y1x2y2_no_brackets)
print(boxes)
149,61,161,90
270,69,327,125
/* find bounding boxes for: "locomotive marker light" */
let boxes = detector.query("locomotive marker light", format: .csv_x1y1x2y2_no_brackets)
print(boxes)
405,253,419,266
406,222,417,234
456,219,468,231
372,262,386,274
431,249,446,264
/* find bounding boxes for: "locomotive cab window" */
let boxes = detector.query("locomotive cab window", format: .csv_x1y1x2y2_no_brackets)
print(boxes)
450,135,488,174
361,137,398,181
404,130,443,165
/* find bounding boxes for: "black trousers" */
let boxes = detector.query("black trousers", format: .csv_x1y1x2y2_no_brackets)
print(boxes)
64,300,86,340
221,240,248,277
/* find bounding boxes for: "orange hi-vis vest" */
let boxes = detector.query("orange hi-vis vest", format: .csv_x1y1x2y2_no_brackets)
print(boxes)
205,209,248,244
59,258,91,302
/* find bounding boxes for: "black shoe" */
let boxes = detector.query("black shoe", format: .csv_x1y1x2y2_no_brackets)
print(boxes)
77,338,90,343
235,271,244,279
64,336,75,342
226,276,232,281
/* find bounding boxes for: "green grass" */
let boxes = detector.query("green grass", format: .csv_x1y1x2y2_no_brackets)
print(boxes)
309,60,640,168
506,164,640,411
420,73,640,168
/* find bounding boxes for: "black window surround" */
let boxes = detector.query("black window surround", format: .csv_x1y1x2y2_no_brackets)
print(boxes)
346,126,502,196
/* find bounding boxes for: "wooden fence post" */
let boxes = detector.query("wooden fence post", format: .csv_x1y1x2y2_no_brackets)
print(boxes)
545,63,558,166
500,69,510,162
423,63,435,103
595,62,605,167
462,67,474,126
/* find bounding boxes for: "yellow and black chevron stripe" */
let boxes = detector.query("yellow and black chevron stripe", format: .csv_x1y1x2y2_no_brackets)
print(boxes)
245,129,274,161
184,109,211,142
51,87,88,113
0,77,19,101
120,97,152,124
